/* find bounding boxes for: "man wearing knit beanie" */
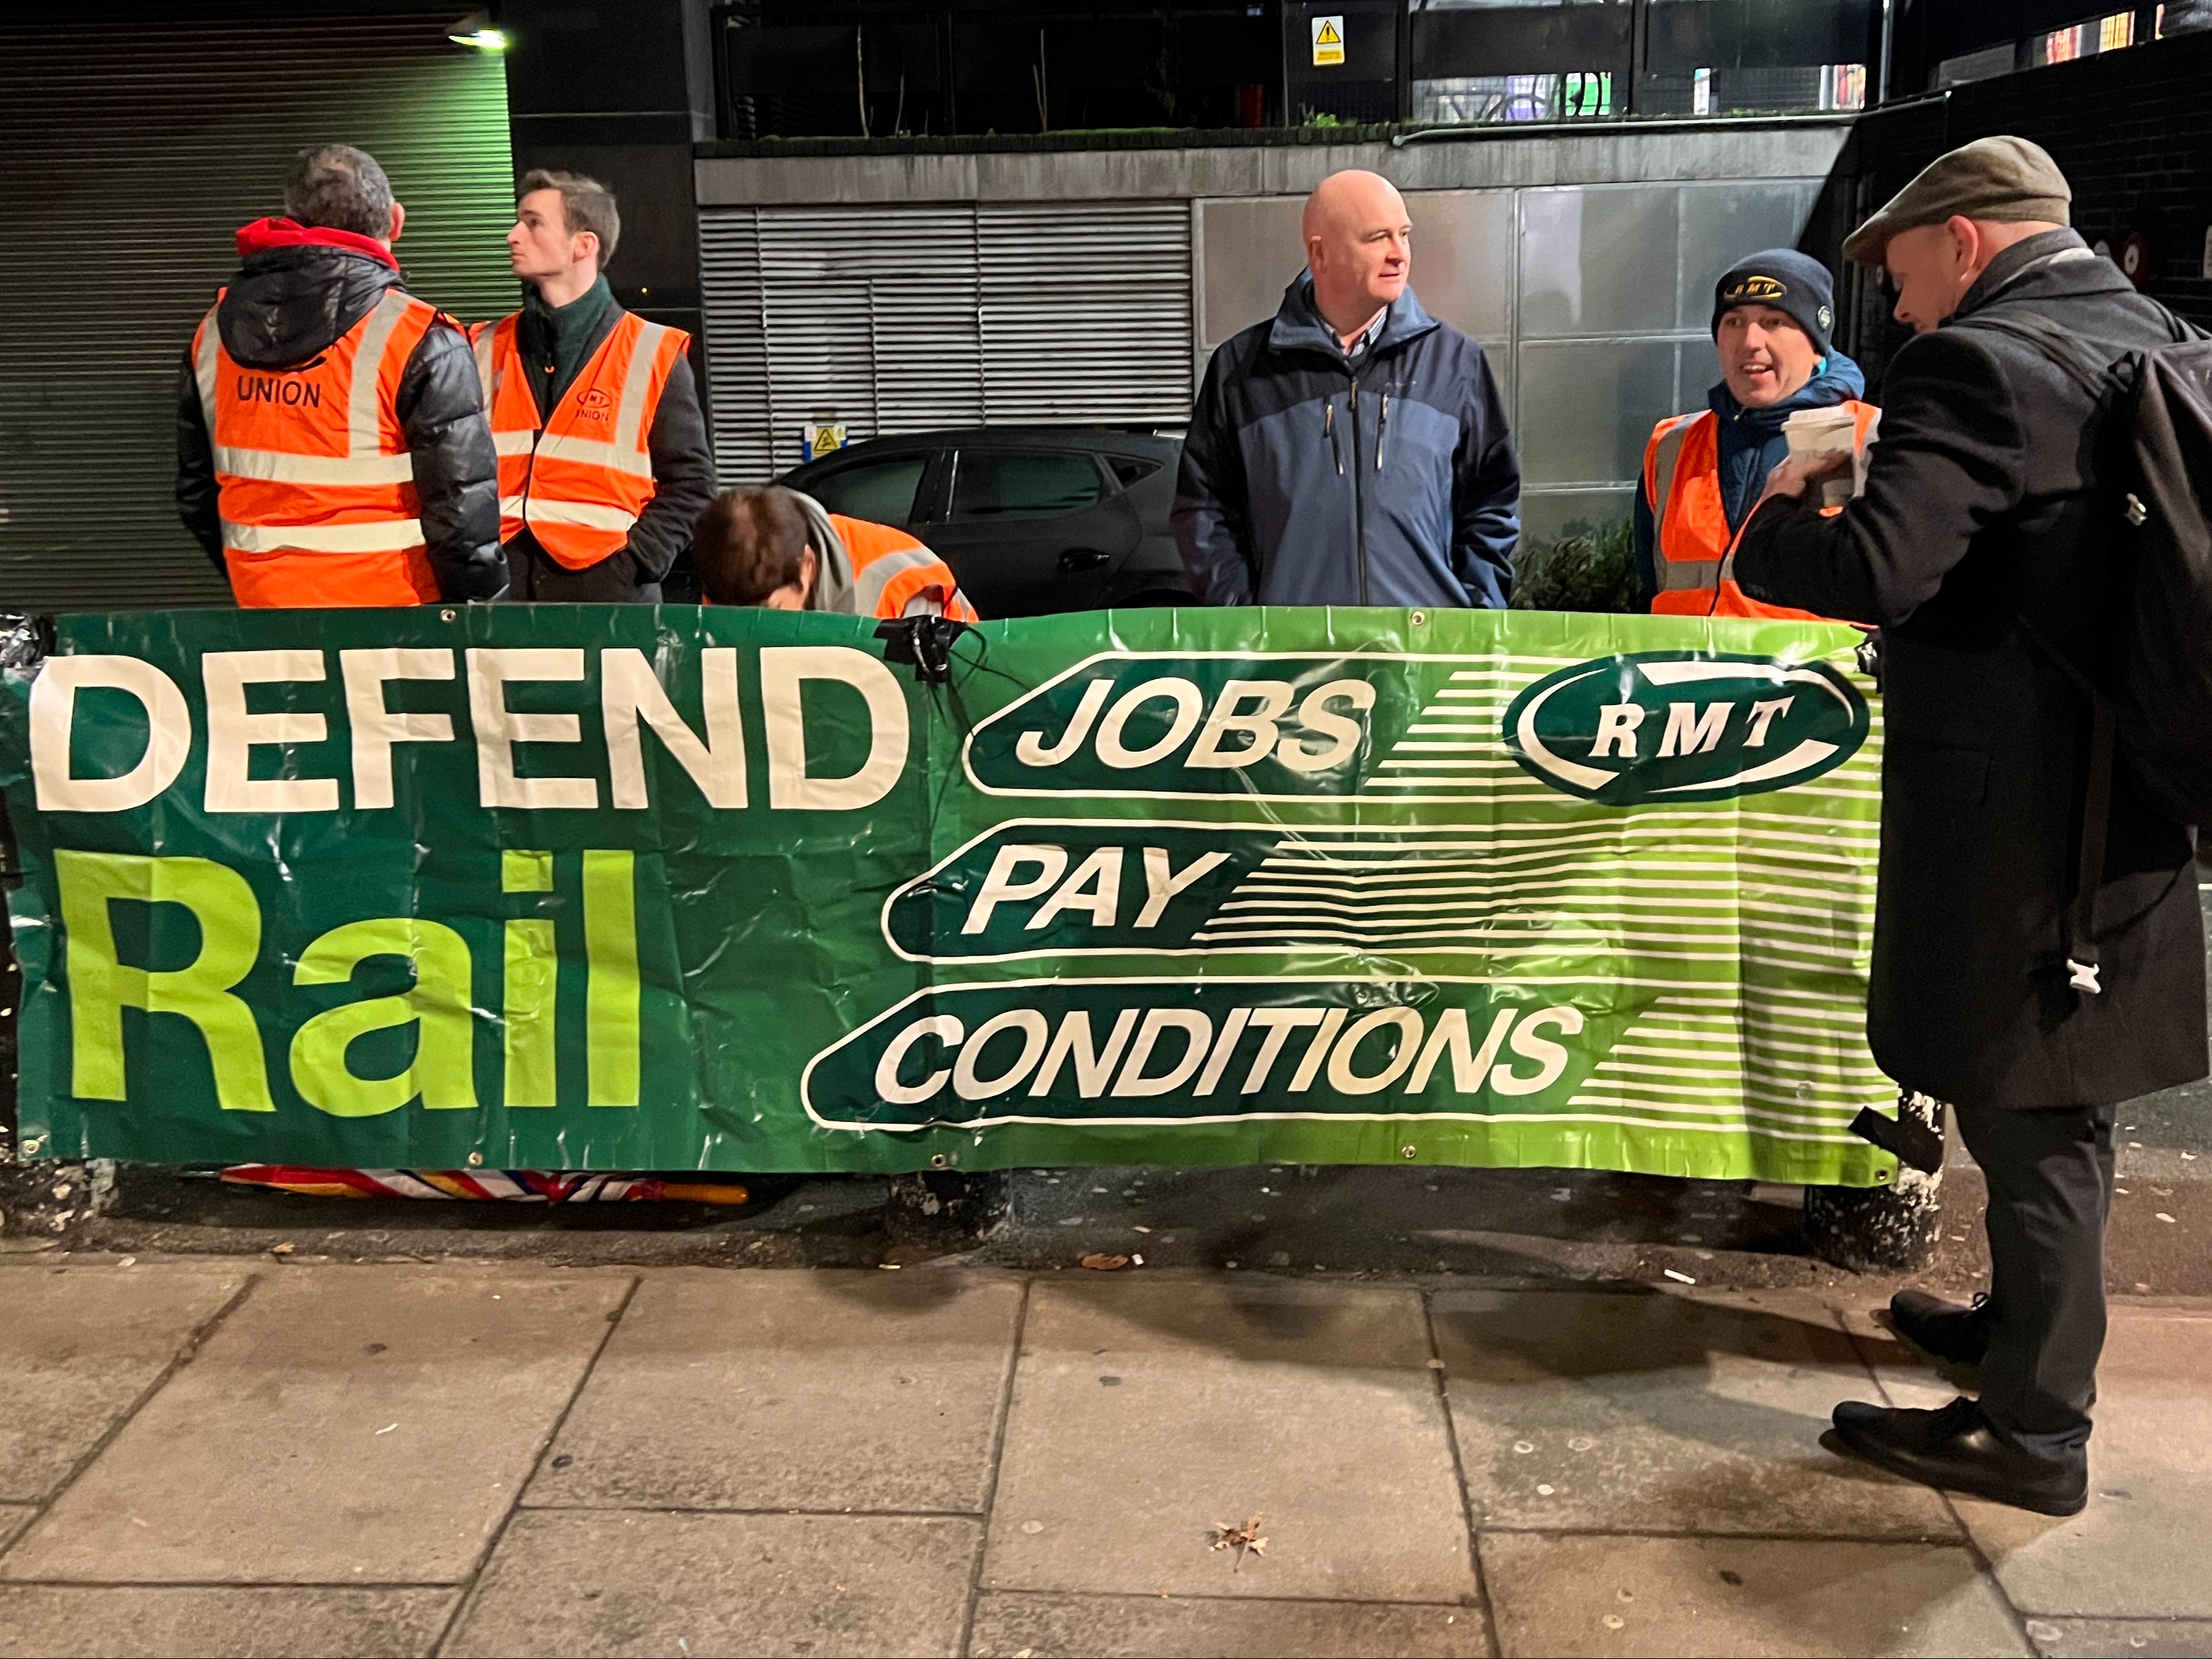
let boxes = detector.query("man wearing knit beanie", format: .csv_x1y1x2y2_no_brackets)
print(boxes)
1633,246,1875,615
1731,135,2206,1518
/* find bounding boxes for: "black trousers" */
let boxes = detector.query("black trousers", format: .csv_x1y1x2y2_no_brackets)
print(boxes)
1953,1098,2118,1460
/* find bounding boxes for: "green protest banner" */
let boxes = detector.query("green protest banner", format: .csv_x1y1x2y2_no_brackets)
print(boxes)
0,604,1897,1186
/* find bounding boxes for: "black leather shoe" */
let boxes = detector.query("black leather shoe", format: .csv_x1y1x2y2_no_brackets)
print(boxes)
1831,1397,2087,1516
1888,1289,1991,1366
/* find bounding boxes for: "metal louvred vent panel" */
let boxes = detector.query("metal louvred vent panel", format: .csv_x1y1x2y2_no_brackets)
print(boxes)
697,213,777,494
0,19,517,613
699,202,1193,487
977,204,1194,423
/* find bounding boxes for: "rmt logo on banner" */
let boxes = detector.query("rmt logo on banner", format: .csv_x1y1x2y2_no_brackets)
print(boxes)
965,651,1865,805
1504,653,1867,805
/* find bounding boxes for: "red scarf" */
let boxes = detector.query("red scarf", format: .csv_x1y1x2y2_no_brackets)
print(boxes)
235,216,399,271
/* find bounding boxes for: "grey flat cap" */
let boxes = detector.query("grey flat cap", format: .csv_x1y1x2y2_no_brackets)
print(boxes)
1842,136,2072,265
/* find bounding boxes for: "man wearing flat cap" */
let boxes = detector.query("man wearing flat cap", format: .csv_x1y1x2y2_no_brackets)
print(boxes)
1734,136,2206,1514
1635,248,1875,615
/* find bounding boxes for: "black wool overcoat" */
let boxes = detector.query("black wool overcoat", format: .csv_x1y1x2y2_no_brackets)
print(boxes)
1734,229,2207,1110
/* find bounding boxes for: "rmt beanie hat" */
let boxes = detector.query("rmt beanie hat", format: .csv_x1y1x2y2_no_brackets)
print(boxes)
1710,249,1835,356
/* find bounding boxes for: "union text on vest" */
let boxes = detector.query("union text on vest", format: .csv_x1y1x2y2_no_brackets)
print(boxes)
233,374,324,408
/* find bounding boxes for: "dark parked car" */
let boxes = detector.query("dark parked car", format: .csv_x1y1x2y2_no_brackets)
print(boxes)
779,427,1190,619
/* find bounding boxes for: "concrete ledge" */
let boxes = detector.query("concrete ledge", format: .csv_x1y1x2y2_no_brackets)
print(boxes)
696,121,1856,207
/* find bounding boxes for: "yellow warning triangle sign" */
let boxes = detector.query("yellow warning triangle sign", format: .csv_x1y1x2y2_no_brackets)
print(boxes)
1315,19,1340,43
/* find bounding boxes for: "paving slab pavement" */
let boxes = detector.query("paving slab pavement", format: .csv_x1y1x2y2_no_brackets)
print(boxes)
0,1262,246,1503
967,1590,1494,1657
1434,1286,1957,1539
1477,1532,2030,1658
2022,1618,2212,1658
527,1267,1022,1515
441,1510,979,1658
983,1276,1478,1604
1846,1300,2212,1623
0,1258,2204,1658
2,1265,629,1584
1950,1309,2212,1623
0,1586,457,1659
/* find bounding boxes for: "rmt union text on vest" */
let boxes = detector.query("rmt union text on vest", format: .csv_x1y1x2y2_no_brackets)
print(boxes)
233,373,324,408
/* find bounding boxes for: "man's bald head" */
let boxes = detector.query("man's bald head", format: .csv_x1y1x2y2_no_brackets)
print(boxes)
1302,169,1412,344
1303,169,1404,244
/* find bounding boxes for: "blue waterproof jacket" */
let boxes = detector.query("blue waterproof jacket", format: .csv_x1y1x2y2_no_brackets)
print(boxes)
1631,351,1866,603
1173,274,1520,608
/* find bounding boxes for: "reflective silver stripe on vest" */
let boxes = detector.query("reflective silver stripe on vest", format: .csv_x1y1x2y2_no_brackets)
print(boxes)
531,430,656,477
193,304,222,434
521,498,640,533
615,321,669,455
1656,554,1725,592
492,431,535,458
1650,413,1723,592
348,291,416,458
213,447,416,487
473,326,498,402
853,543,949,617
222,518,425,554
1647,413,1699,529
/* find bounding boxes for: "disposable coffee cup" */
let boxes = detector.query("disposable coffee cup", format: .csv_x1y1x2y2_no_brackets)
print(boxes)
1783,407,1861,508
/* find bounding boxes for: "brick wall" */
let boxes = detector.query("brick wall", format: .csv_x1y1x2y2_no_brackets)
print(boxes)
1802,28,2212,388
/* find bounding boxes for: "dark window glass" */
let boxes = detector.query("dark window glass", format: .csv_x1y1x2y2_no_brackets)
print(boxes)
1108,455,1164,487
951,452,1102,520
804,456,927,525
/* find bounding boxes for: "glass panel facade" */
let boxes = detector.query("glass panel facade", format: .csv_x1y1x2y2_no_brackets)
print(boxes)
1399,189,1516,348
1508,178,1822,542
1519,487,1639,552
1193,173,1824,558
1516,339,1681,486
1199,176,1824,544
1519,186,1681,338
1676,182,1833,328
1197,196,1312,352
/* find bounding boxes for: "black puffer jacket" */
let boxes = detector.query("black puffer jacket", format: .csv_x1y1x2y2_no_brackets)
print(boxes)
176,239,506,600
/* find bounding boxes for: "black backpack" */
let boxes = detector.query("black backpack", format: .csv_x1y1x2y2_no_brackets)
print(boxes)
1952,306,2212,993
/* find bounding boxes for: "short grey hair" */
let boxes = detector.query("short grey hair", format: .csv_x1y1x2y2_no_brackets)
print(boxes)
284,145,394,237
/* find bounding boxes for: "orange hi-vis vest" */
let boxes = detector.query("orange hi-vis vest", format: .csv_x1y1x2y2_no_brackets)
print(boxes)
1643,401,1881,620
192,289,441,607
474,310,691,569
832,515,979,620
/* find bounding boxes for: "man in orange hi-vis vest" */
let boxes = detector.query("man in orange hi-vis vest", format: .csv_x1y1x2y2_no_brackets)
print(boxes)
691,485,979,620
176,145,504,606
472,170,713,602
1634,249,1879,619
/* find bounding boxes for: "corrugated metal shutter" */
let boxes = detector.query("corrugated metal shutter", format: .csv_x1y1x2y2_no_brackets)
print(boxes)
0,18,517,613
699,202,1193,485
